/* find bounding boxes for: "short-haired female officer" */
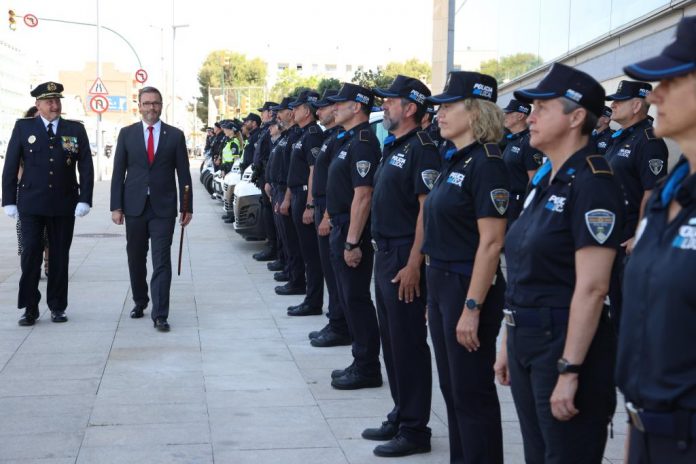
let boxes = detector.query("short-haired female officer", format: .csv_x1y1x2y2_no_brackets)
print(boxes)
617,16,696,464
423,71,510,463
494,63,624,463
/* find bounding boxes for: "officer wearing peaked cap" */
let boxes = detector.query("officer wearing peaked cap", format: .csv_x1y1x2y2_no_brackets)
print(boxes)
325,83,383,390
2,81,95,326
363,75,441,458
496,63,624,464
605,80,669,252
501,99,544,225
591,106,615,155
617,15,696,464
423,71,510,463
307,89,352,347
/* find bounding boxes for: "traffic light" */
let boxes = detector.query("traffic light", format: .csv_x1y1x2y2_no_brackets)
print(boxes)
8,9,16,30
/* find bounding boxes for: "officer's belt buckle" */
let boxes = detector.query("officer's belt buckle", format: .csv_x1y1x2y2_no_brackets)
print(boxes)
425,255,430,266
503,309,516,327
371,239,378,252
626,402,645,432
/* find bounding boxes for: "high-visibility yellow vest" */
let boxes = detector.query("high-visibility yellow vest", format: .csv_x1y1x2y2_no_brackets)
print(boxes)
222,138,241,163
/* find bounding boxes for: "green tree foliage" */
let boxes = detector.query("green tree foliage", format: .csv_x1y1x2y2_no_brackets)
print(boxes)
384,59,432,83
351,69,393,89
196,50,266,121
479,53,543,84
269,68,321,102
316,78,341,96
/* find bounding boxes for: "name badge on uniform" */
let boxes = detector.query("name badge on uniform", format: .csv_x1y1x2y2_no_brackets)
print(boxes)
648,159,664,175
585,209,616,244
356,160,371,178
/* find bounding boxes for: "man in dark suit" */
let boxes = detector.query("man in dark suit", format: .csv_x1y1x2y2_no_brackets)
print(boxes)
110,86,192,332
2,81,94,326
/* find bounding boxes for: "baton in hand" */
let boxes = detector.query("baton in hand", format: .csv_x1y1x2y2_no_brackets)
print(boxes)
178,185,190,276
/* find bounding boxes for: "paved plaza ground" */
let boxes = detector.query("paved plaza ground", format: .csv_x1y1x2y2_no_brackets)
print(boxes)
0,170,626,463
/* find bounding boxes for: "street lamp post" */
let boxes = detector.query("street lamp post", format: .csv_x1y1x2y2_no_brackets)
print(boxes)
170,2,189,126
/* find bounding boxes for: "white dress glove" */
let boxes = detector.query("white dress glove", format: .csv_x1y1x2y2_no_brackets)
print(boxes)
75,202,91,217
4,205,18,219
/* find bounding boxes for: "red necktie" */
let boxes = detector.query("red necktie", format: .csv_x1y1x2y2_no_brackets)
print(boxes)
147,126,155,165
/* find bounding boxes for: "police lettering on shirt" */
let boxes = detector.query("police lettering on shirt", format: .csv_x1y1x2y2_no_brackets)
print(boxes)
616,159,696,411
504,148,624,309
604,118,668,239
287,122,325,187
502,129,543,194
422,142,510,263
311,126,341,199
372,130,441,239
326,122,381,216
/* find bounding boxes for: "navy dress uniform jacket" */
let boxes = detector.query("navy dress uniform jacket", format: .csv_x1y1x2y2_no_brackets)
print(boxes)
2,117,94,215
110,122,193,217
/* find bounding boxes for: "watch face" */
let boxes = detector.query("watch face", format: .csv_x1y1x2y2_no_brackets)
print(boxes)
465,299,477,310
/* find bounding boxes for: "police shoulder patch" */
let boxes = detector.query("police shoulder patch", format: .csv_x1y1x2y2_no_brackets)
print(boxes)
483,143,502,159
359,129,371,142
586,155,613,176
585,209,616,245
356,160,371,177
644,127,656,140
308,125,320,134
490,189,510,215
648,158,664,175
421,169,439,190
416,131,435,147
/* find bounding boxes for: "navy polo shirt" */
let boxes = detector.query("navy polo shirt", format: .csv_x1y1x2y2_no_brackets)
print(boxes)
326,121,381,217
502,128,543,194
616,159,696,411
591,127,614,155
505,146,624,308
279,125,303,186
605,118,668,239
287,122,325,188
372,129,441,239
267,130,289,185
422,142,510,262
312,126,341,199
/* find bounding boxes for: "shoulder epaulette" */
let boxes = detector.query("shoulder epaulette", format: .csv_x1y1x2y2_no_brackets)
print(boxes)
359,129,371,142
586,155,613,176
63,118,85,125
644,127,657,140
308,125,320,134
416,131,435,147
17,117,34,120
483,143,502,159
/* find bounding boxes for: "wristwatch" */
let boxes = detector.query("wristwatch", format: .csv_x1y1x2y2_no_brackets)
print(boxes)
465,298,483,311
557,358,582,374
306,204,315,210
344,241,361,251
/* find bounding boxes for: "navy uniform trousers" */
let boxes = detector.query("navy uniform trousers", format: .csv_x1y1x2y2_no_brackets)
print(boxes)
628,424,696,464
313,198,349,335
290,187,323,308
426,265,505,464
125,197,176,321
374,240,432,446
259,187,278,253
328,216,380,374
507,309,616,464
272,184,304,286
19,214,75,312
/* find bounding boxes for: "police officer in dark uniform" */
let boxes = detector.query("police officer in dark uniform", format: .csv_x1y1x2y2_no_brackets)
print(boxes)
240,112,261,174
501,99,543,224
605,80,669,252
274,98,306,295
2,81,95,325
325,83,382,390
495,63,624,464
285,90,325,316
591,106,614,155
617,16,696,463
423,71,509,464
363,75,440,458
420,104,446,150
307,89,352,347
252,101,280,262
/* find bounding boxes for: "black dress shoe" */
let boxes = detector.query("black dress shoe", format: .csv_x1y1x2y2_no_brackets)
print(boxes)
224,217,235,224
311,330,352,347
287,304,322,317
154,317,170,332
308,323,331,340
331,362,355,379
275,284,306,296
362,421,399,441
253,249,277,262
221,214,230,220
373,435,431,457
331,370,382,390
267,260,285,271
18,308,39,327
130,306,145,319
50,311,68,323
273,271,290,282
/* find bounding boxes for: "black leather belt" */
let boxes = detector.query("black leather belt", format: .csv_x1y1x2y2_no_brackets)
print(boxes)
289,185,308,193
425,256,473,276
371,236,414,252
627,402,696,439
503,306,570,327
